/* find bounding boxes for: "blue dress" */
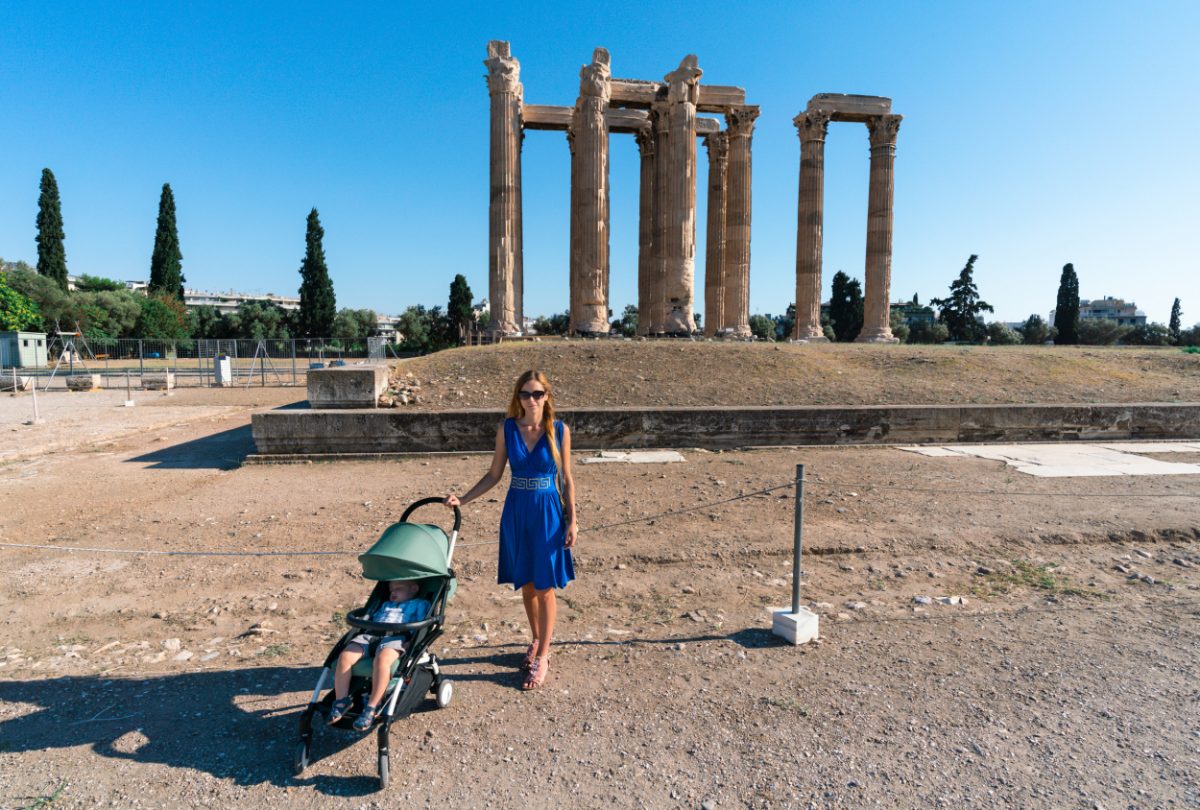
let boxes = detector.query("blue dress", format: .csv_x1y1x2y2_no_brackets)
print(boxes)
497,418,575,590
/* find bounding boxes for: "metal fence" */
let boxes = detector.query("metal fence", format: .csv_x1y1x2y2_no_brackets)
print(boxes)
4,337,418,390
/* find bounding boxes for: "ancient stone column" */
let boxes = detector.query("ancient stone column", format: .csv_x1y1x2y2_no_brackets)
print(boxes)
661,56,703,335
650,101,671,334
702,131,729,337
792,109,831,340
484,41,524,335
568,48,612,335
857,114,902,343
723,105,758,337
635,123,655,336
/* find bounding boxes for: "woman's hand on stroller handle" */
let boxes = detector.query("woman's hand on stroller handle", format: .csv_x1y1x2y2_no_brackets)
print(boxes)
443,494,461,508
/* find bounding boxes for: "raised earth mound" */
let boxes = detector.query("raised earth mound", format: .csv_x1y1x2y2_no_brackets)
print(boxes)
381,342,1200,409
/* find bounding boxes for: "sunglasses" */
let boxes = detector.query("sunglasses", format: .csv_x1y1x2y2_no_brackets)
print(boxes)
518,390,547,401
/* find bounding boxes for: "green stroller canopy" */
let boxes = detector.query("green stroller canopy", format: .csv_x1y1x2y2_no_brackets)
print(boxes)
359,522,452,581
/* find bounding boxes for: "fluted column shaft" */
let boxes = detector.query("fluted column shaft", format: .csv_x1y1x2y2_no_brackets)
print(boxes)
857,114,902,343
485,41,524,335
661,56,702,335
723,105,758,337
650,103,671,334
703,132,728,337
635,124,655,336
792,110,830,340
568,49,612,335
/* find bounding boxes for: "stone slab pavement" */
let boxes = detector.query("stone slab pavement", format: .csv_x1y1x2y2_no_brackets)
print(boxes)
901,441,1200,477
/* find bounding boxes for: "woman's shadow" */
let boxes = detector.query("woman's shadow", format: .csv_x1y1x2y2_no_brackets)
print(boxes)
0,665,412,797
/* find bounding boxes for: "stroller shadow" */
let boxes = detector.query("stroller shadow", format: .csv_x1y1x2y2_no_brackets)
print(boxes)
128,424,254,470
0,666,401,797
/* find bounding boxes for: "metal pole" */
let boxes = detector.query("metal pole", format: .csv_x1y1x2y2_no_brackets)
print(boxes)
291,339,297,385
30,372,41,423
11,367,16,395
138,339,144,378
260,342,266,387
791,463,805,615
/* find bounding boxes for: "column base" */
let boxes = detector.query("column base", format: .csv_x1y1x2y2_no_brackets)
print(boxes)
793,323,828,341
855,328,899,344
662,313,696,335
490,322,523,338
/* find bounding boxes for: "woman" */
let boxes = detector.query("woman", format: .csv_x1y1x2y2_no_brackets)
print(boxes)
444,370,577,690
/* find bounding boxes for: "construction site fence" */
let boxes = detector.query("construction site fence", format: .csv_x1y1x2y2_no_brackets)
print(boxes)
4,338,418,390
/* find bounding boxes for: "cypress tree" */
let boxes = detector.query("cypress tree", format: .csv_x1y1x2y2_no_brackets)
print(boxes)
36,168,69,291
297,208,336,338
447,274,474,344
829,271,864,342
1169,298,1182,345
1054,263,1080,344
149,183,185,300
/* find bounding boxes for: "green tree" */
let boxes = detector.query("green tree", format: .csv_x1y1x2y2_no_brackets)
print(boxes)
613,304,638,337
225,301,294,340
889,308,910,343
333,307,378,344
930,254,992,342
0,272,42,332
297,208,335,337
0,257,36,275
1053,263,1080,344
36,169,69,291
1168,298,1182,345
5,267,73,332
76,290,142,339
75,274,126,292
1124,322,1171,346
149,183,185,299
446,275,474,344
1018,314,1055,345
773,303,797,341
907,321,949,344
828,271,864,342
748,314,774,340
135,293,189,340
188,305,225,339
532,311,570,336
986,322,1020,345
1076,319,1128,346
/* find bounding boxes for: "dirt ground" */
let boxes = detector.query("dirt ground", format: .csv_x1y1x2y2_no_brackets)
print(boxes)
1,377,1198,809
386,342,1200,410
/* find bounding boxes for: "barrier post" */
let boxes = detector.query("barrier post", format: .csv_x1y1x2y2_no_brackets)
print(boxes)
792,464,804,614
770,463,819,645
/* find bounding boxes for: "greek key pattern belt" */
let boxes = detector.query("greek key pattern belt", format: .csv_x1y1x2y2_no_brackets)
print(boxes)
510,476,555,491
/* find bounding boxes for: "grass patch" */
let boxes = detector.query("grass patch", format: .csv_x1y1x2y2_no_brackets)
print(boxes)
1182,346,1199,354
18,781,66,810
259,643,290,659
759,696,809,716
330,611,345,625
972,559,1106,599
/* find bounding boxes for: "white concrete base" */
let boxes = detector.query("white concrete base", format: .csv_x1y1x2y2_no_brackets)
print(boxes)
900,442,1200,477
770,606,820,645
123,400,135,407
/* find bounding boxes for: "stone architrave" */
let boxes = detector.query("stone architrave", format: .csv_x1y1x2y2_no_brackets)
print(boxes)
485,41,524,335
650,101,671,334
702,131,729,337
661,56,702,335
568,48,612,335
635,123,655,336
792,109,832,340
857,114,902,343
723,105,758,337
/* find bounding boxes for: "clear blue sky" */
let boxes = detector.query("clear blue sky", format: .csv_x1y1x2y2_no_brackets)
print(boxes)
2,1,1197,324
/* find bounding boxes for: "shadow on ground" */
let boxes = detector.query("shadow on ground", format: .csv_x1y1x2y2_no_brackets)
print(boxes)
129,425,254,470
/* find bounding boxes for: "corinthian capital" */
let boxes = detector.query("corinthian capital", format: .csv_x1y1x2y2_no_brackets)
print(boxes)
634,122,655,157
664,55,702,105
484,40,522,96
725,105,760,138
579,47,612,101
704,130,729,165
867,114,902,148
793,109,831,142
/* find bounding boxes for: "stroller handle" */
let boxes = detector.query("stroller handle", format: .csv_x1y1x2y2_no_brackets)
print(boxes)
402,497,462,535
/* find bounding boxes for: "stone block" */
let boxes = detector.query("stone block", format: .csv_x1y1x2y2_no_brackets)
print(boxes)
0,375,32,392
808,93,892,121
142,372,175,391
306,364,389,409
66,374,102,392
771,607,820,645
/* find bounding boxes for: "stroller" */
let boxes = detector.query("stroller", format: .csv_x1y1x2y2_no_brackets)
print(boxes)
293,498,460,789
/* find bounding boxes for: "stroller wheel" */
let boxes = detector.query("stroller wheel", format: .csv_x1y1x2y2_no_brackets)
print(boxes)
378,751,390,789
293,740,310,776
435,679,454,709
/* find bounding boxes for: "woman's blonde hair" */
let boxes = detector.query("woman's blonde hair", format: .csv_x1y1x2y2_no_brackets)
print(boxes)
508,370,564,489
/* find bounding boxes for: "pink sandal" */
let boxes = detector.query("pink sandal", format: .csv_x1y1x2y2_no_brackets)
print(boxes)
522,655,549,690
520,641,538,673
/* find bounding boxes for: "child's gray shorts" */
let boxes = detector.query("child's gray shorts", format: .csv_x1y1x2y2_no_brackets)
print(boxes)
349,634,406,652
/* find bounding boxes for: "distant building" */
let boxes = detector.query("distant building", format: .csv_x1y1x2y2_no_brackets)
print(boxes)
376,314,403,344
184,288,301,315
0,331,48,368
1050,296,1146,327
890,300,936,327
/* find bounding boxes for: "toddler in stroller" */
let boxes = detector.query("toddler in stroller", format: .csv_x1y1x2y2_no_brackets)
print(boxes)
328,579,432,730
294,498,459,789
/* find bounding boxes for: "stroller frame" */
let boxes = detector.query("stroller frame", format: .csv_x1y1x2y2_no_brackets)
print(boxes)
293,498,460,789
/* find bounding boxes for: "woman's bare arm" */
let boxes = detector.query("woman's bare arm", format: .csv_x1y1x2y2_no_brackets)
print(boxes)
445,424,507,507
560,423,578,547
